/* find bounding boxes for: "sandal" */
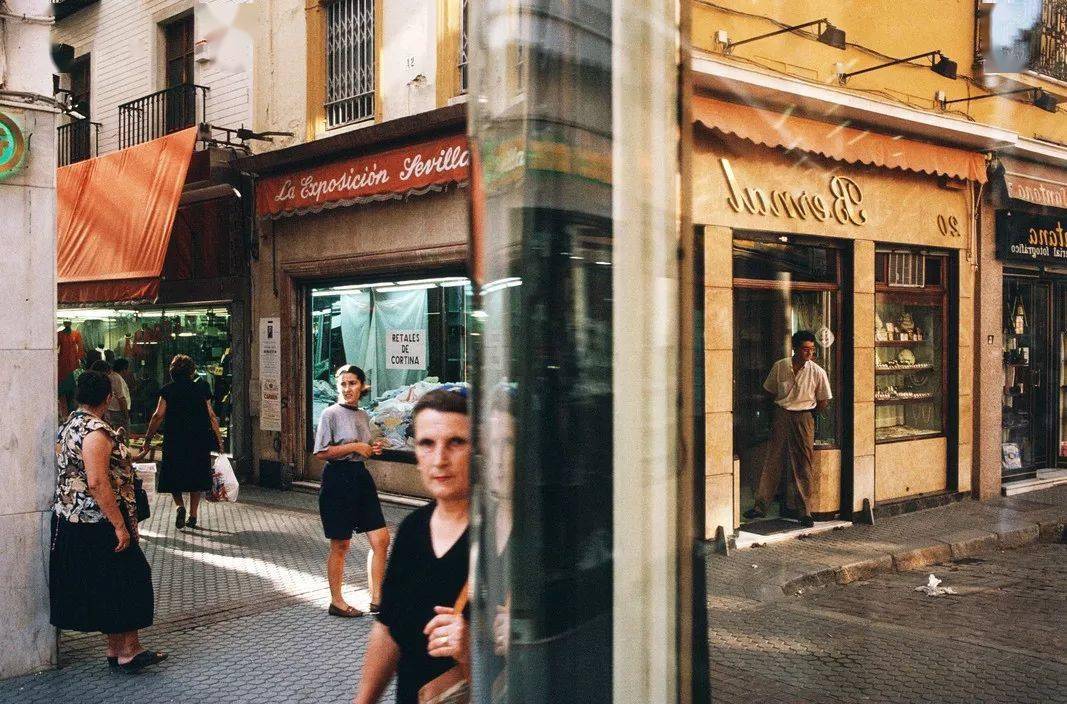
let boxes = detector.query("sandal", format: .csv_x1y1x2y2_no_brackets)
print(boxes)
175,506,186,529
328,604,365,618
119,650,168,672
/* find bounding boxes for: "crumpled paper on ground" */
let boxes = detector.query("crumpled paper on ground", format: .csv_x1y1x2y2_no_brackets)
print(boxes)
915,573,957,596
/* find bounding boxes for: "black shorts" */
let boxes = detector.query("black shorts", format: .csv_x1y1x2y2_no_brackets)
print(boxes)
319,460,386,540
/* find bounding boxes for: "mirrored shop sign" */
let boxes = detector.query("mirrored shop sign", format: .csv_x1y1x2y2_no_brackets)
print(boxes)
997,210,1067,264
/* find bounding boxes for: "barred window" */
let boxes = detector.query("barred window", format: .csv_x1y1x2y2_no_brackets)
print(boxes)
326,0,375,128
459,0,469,93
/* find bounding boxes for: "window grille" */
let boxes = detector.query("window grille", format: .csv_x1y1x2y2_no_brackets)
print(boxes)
326,0,375,128
1033,0,1067,82
459,0,469,92
887,252,925,288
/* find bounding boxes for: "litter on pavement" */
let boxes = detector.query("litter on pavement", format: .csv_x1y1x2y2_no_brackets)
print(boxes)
915,574,958,596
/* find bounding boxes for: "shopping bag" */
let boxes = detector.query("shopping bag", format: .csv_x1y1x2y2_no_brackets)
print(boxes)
210,454,240,502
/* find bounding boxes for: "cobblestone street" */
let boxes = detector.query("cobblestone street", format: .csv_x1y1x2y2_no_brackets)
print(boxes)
708,542,1067,704
0,488,413,704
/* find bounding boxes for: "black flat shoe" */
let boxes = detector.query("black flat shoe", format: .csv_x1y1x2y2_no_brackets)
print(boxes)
328,604,365,618
186,515,197,529
107,656,118,668
119,650,168,672
175,507,186,529
799,516,816,528
742,507,766,520
369,603,381,616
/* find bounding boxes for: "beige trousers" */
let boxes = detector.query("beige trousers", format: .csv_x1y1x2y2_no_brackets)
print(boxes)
755,406,815,516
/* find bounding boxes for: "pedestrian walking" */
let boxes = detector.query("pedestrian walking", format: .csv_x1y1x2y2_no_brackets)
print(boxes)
50,370,166,672
354,389,471,704
744,330,832,527
314,364,390,618
88,358,132,431
137,354,224,530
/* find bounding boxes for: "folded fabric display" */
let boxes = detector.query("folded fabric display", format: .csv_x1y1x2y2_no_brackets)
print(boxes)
366,377,470,450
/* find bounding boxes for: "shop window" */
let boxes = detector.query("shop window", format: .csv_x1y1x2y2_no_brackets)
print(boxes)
733,237,843,451
56,306,233,451
308,275,471,454
874,250,950,443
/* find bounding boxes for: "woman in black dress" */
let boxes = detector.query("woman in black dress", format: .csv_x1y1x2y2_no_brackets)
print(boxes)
50,371,166,672
354,390,471,704
138,354,224,529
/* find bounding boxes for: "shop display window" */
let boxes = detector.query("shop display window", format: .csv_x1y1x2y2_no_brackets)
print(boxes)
733,237,843,450
874,250,949,443
308,275,472,454
56,306,233,449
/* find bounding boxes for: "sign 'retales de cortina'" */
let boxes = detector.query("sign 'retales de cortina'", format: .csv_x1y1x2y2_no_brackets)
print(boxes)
719,157,868,226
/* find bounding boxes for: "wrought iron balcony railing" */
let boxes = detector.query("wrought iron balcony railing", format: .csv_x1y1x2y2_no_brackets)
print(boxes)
1031,0,1067,82
118,84,209,149
57,119,101,166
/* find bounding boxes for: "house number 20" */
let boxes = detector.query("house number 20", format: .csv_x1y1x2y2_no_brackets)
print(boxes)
937,214,961,237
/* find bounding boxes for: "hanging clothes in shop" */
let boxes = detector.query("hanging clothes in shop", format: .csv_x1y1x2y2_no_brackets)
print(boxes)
340,290,373,374
368,290,429,399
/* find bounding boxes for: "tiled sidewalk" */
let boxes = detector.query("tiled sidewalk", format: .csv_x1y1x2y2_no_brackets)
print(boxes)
0,487,409,703
706,484,1067,601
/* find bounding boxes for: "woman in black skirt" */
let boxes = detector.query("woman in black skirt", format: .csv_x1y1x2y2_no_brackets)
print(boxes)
314,364,389,618
138,354,224,529
51,371,166,672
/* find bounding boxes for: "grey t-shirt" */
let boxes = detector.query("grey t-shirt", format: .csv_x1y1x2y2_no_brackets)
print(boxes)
314,403,373,461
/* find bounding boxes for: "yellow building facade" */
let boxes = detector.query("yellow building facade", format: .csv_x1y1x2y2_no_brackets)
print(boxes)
689,1,1067,540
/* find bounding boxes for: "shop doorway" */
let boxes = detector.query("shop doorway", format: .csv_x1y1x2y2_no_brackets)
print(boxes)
732,235,848,534
1002,273,1067,480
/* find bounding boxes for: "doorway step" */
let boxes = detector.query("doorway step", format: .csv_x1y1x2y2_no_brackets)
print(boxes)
735,518,852,550
1003,468,1067,496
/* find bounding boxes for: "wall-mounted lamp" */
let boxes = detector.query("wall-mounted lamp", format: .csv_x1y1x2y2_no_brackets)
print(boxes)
839,50,957,84
723,18,846,54
939,86,1060,113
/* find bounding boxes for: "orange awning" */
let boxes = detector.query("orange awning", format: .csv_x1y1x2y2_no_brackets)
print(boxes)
694,96,987,184
57,127,198,304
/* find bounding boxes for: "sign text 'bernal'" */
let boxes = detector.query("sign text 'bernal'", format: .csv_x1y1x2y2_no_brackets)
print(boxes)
386,330,427,370
996,210,1067,263
719,157,868,226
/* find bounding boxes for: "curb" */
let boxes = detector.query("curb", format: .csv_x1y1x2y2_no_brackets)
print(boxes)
780,517,1066,596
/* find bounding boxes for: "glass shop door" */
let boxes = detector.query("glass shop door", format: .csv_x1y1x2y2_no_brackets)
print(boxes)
1002,277,1051,479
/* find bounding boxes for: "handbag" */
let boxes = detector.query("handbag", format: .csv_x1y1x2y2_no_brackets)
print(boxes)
418,581,471,704
134,476,151,522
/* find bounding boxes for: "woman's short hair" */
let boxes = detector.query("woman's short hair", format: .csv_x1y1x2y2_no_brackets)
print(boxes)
412,389,469,429
89,359,111,374
335,364,367,385
76,370,112,407
169,354,196,381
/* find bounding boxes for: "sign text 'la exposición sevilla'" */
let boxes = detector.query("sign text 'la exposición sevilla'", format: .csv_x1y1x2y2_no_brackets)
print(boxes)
256,134,470,217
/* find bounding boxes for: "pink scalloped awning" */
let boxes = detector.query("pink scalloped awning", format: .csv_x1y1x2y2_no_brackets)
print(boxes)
694,95,987,184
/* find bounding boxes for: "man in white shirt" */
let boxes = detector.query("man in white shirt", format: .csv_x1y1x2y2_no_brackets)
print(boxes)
744,330,832,527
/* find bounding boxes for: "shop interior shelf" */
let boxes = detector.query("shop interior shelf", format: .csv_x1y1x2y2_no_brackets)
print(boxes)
875,340,926,347
876,363,935,373
874,394,936,405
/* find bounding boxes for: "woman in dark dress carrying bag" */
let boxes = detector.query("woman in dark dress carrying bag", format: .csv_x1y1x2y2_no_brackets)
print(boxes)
137,354,224,529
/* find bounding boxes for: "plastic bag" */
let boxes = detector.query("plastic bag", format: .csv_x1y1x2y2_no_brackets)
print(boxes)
210,454,240,502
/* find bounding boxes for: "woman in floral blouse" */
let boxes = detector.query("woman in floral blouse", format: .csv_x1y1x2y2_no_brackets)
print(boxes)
50,370,167,672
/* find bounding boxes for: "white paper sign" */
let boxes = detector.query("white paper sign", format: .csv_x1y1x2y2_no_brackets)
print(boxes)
386,329,427,370
259,317,282,432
